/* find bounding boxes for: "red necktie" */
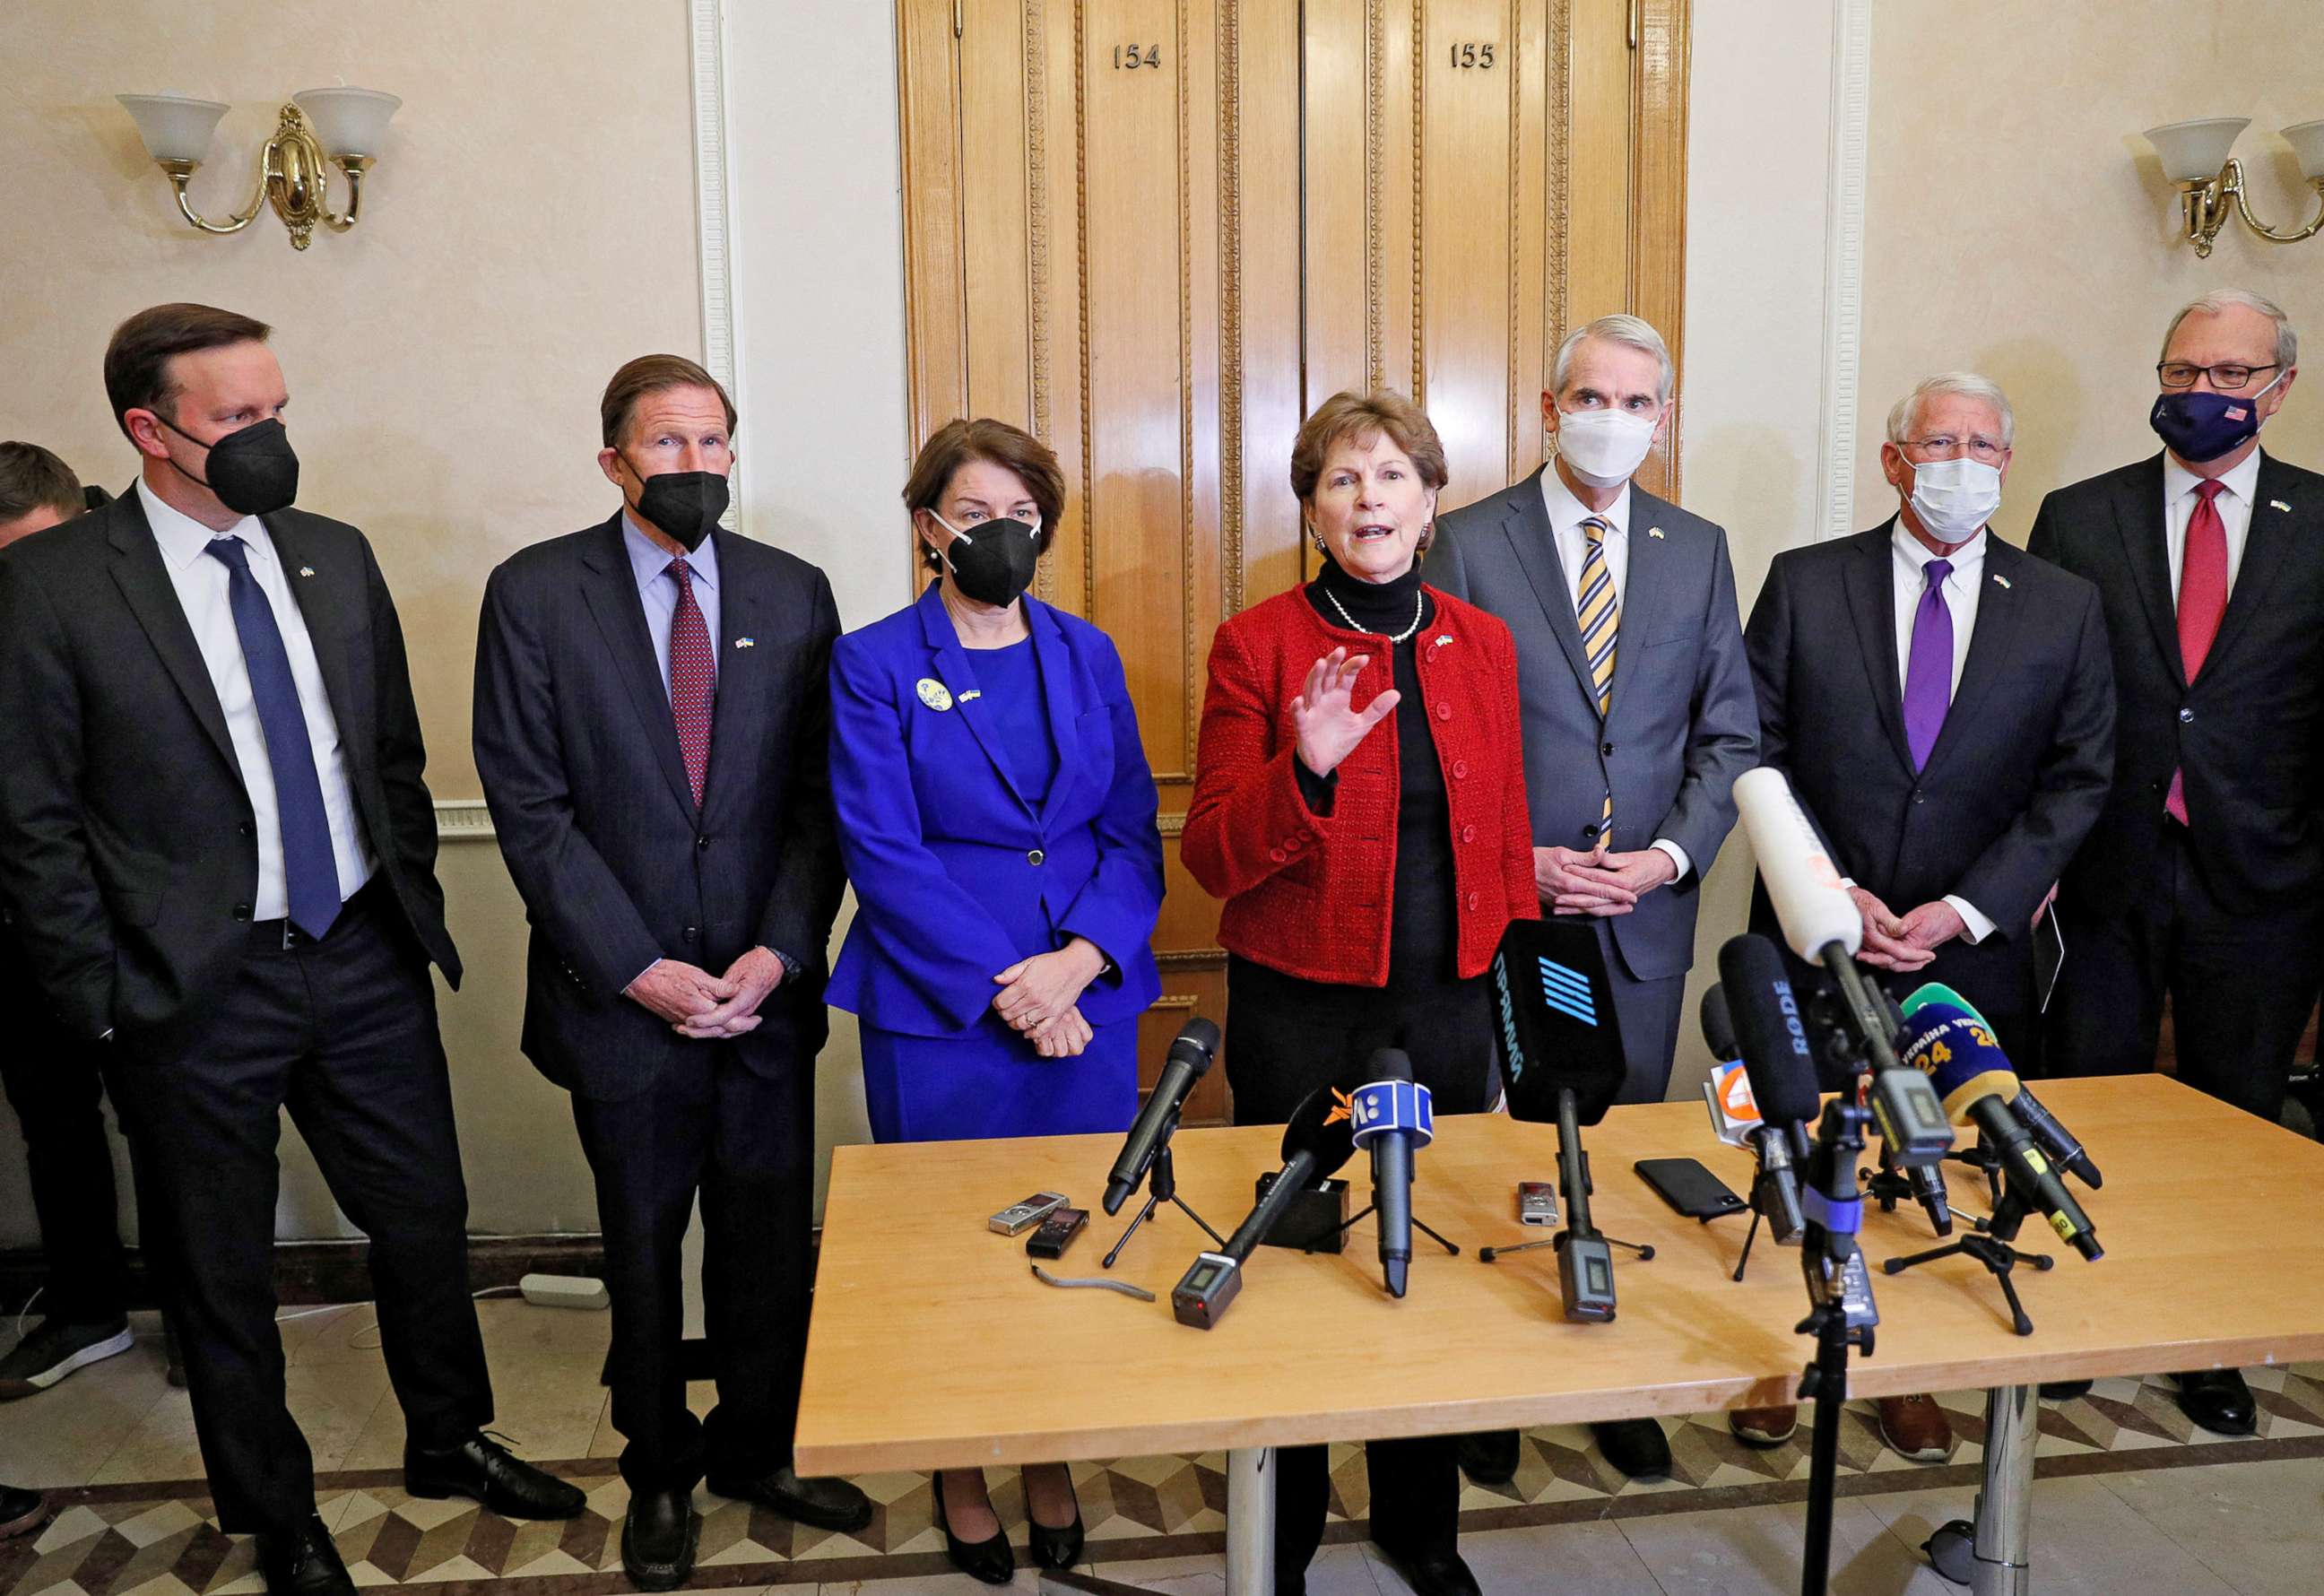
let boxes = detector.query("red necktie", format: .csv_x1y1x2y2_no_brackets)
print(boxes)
668,557,714,807
2164,479,2228,827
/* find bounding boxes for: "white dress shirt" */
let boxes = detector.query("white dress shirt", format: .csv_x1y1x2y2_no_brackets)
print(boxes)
1538,468,1691,880
138,481,375,921
1885,520,1994,944
2163,447,2263,604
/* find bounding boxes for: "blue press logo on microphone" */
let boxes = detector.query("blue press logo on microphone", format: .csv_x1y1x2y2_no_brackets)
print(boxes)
1538,958,1598,1027
1351,1080,1435,1148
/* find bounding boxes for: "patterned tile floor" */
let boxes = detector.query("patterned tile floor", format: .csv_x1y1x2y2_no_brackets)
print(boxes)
8,1363,2324,1596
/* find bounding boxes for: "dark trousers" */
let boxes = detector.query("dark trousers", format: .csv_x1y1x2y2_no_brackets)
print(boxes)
571,1042,814,1494
1224,961,1496,1574
2042,825,2324,1122
103,890,491,1535
0,963,131,1323
1594,919,1687,1106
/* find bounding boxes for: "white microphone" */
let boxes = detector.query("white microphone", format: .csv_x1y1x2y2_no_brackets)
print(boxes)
1732,768,1860,962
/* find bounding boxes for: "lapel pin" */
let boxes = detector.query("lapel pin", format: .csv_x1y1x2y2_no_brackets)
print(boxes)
959,689,984,702
915,678,955,712
1647,526,1666,540
733,637,755,649
1434,634,1454,647
2272,499,2293,513
1993,573,2012,589
298,566,316,577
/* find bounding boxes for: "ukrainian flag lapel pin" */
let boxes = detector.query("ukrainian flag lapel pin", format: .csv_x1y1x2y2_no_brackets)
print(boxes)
2272,499,2294,514
1647,526,1666,540
298,566,316,577
1993,573,2011,589
734,637,756,649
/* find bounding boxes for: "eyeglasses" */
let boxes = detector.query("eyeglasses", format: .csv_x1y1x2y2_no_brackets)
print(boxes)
1901,435,2007,464
2157,360,2281,391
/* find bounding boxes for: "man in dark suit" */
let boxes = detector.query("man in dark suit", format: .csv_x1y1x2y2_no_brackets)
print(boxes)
0,305,581,1596
2029,289,2319,1436
1432,314,1758,1482
1742,372,2114,1460
473,355,867,1591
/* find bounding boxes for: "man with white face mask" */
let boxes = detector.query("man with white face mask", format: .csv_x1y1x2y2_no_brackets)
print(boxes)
1432,315,1757,1485
1735,372,2114,1458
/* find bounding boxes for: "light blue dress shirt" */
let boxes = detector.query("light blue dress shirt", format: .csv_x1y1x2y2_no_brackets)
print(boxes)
621,514,721,698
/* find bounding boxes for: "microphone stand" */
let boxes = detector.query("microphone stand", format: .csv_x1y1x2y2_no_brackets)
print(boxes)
1542,1086,1653,1321
1102,1115,1226,1270
1730,1126,1804,1284
1881,1165,2057,1337
1794,1094,1879,1596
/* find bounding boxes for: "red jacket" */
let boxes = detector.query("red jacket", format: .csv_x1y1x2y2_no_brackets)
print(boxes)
1184,585,1539,985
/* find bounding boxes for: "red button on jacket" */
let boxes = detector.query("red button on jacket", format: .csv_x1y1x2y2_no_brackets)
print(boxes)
1183,585,1539,987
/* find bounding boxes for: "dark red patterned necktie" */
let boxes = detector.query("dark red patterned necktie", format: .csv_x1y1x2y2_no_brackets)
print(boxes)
667,557,714,806
2165,479,2227,827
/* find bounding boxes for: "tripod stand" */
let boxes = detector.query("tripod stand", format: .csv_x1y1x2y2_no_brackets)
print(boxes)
1103,1141,1225,1270
1882,1179,2056,1336
1794,1095,1880,1596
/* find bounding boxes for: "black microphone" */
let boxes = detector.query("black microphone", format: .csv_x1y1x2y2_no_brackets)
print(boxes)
1715,936,1815,1245
2011,1087,2103,1190
1701,985,1740,1063
1104,1018,1219,1214
1349,1049,1433,1298
1172,1086,1359,1328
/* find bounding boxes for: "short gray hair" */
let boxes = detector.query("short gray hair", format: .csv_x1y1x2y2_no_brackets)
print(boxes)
1886,372,2016,448
2161,288,2298,370
1551,314,1675,406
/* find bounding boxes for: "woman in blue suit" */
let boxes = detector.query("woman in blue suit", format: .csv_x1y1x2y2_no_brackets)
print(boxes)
827,417,1165,1580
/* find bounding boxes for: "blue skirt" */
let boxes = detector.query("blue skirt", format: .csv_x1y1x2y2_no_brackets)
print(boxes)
860,1011,1138,1144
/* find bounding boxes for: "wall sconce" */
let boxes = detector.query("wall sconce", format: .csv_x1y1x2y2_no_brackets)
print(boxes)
2144,117,2324,257
117,89,400,250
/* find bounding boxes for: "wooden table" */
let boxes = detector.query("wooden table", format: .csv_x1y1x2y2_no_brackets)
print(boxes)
796,1075,2324,1593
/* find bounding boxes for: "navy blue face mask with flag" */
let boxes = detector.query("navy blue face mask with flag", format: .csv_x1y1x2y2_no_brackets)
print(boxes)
2150,370,2286,463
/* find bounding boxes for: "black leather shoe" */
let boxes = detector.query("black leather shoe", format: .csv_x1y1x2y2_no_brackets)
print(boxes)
1591,1418,1671,1479
405,1434,585,1519
706,1465,873,1533
255,1514,355,1596
2040,1380,2094,1401
0,1486,50,1541
1455,1428,1521,1485
620,1486,698,1592
2174,1368,2257,1436
932,1473,1015,1584
1026,1473,1083,1571
1374,1541,1481,1596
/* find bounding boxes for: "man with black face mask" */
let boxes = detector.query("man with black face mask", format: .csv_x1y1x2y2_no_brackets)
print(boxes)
473,355,865,1590
0,304,585,1596
2028,289,2318,1437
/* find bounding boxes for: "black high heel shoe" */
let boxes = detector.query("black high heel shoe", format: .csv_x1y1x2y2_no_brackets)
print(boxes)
932,1470,1016,1584
1025,1467,1084,1571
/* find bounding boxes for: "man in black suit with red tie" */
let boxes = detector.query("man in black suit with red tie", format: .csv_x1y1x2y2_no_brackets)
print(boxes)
0,305,581,1596
2029,289,2320,1436
1743,372,2114,1459
473,356,867,1591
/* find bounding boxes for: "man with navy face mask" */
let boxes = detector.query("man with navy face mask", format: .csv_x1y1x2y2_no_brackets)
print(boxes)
2029,290,2318,1436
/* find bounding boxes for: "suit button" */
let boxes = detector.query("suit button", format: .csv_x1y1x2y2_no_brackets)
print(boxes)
682,925,698,944
1601,742,1616,757
2179,707,2195,724
233,903,251,922
1582,824,1600,840
1913,790,1926,805
1028,848,1045,866
1452,760,1470,779
697,836,712,851
1286,837,1303,853
1465,890,1480,912
1270,846,1287,863
1435,703,1453,721
1461,825,1477,844
238,821,255,838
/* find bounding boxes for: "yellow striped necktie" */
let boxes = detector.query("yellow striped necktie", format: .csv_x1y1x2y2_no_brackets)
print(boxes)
1576,516,1618,837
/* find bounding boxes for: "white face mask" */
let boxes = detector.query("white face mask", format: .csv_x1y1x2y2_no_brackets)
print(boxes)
1554,406,1660,488
1905,456,2002,543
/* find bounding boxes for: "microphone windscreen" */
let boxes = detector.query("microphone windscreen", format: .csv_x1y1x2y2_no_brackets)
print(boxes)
1716,933,1822,1125
1899,982,1987,1029
1733,768,1861,961
1281,1084,1361,1178
1366,1046,1415,1083
1489,919,1627,1125
1897,1001,2021,1123
1168,1016,1221,1075
1700,985,1739,1063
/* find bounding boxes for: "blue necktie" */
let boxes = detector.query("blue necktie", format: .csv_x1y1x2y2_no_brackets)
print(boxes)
205,537,341,940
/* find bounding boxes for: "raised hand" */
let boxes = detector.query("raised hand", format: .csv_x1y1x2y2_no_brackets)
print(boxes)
1292,646,1400,778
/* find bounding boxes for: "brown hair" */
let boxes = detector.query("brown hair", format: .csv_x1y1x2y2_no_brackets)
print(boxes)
103,303,273,442
1288,389,1450,504
600,354,738,449
0,442,84,524
902,418,1064,571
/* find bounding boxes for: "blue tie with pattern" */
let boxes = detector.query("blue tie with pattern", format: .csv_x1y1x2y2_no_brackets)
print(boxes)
205,537,341,940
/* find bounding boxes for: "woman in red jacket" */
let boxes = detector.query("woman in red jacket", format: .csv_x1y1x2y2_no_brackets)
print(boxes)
1182,390,1536,1596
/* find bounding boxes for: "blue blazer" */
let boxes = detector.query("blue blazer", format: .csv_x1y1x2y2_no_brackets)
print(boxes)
828,585,1165,1037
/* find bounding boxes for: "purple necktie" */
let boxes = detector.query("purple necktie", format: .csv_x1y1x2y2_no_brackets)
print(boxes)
1902,558,1953,770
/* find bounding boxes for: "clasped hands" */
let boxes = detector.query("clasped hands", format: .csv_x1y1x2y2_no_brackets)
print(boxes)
624,946,787,1037
1537,843,1676,916
992,937,1107,1058
1848,888,1966,971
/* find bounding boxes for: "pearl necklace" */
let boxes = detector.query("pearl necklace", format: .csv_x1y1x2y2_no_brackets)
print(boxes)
1324,585,1426,645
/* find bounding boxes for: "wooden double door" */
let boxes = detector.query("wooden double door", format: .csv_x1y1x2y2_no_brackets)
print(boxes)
898,0,1690,1122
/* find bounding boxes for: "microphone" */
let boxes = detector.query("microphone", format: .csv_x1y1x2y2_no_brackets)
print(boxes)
1349,1050,1433,1298
1898,984,2102,1189
1701,985,1739,1063
1171,1085,1359,1328
1715,936,1816,1245
1898,1002,2103,1262
1105,1018,1219,1214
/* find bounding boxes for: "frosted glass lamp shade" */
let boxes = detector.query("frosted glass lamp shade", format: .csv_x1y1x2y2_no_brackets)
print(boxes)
117,93,230,163
2281,120,2324,182
292,88,401,157
2143,117,2250,183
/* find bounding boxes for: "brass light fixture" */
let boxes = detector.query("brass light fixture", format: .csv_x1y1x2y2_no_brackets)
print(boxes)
117,89,401,250
2144,117,2324,257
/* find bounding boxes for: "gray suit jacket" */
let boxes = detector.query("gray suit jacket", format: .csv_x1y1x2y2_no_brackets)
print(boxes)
1430,468,1758,982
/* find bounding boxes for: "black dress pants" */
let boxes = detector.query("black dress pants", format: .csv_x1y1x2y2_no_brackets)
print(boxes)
571,1037,814,1493
1224,961,1497,1576
0,956,131,1323
103,889,491,1535
2042,824,2323,1122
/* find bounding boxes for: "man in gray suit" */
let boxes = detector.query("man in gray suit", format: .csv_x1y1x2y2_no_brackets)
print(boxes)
1432,313,1758,1481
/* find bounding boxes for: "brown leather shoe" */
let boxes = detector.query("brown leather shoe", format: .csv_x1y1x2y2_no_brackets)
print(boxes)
1727,1404,1798,1447
1876,1393,1955,1462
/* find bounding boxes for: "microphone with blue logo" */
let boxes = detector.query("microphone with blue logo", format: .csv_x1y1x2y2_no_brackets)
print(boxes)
1348,1049,1434,1298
